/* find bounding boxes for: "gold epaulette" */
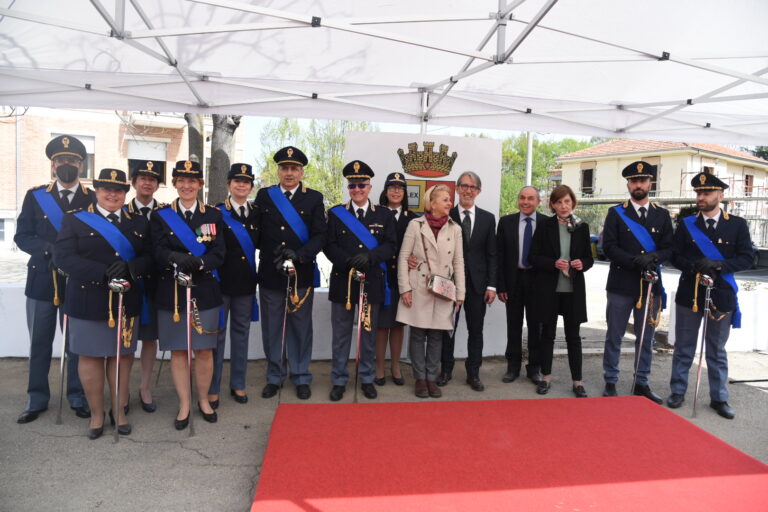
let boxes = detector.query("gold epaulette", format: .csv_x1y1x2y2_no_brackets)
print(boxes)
622,201,628,208
44,182,55,193
80,183,90,195
722,210,730,220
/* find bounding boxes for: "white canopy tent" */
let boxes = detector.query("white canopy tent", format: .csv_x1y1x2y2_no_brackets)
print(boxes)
0,0,767,144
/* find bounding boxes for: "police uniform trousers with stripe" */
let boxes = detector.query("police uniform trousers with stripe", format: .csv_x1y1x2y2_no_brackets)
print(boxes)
671,305,731,402
69,316,139,357
330,302,380,386
158,308,218,351
260,287,314,386
210,294,253,394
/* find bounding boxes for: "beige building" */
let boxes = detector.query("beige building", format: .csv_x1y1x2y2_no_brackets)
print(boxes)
0,108,244,248
555,139,768,245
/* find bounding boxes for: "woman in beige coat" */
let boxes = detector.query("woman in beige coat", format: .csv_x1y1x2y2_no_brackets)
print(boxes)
397,185,465,398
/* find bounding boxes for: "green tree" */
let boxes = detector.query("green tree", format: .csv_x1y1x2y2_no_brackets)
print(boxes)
256,118,377,206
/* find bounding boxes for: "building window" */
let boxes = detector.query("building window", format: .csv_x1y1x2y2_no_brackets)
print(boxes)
702,166,715,174
745,174,754,197
50,133,95,180
0,219,5,242
581,168,594,195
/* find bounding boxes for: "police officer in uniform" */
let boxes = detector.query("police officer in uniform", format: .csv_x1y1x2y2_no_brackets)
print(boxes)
54,168,153,438
601,161,673,402
150,160,225,429
667,172,753,419
125,159,166,413
324,161,396,401
15,135,93,423
209,163,259,407
254,147,326,400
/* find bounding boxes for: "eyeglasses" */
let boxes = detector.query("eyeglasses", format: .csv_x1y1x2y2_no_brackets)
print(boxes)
347,183,369,190
457,183,479,192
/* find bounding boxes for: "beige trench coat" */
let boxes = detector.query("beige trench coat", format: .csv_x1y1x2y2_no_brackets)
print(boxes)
395,216,465,330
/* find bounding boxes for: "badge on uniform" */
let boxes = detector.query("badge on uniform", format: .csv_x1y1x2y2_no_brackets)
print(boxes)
196,223,217,242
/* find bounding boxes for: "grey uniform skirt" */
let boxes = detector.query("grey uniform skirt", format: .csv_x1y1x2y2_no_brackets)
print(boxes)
69,317,139,357
376,301,403,329
158,307,218,351
137,299,159,340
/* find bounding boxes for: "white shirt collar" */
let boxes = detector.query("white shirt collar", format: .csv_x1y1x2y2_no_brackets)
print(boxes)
178,199,197,215
629,200,650,215
460,204,476,216
351,200,370,215
702,210,721,223
56,181,79,195
229,197,249,212
280,184,300,196
96,203,121,220
519,211,536,223
134,197,154,210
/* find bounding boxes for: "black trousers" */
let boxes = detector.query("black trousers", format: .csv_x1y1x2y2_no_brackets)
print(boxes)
504,269,543,374
539,292,582,381
441,287,486,377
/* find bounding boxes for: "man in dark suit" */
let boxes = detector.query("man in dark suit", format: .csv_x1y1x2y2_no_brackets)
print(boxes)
14,135,94,423
255,147,326,400
496,186,548,384
602,162,673,403
438,171,497,391
324,161,396,401
668,172,753,419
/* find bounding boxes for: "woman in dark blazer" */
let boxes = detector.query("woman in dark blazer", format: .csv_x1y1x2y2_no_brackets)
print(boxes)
529,185,593,398
374,172,414,386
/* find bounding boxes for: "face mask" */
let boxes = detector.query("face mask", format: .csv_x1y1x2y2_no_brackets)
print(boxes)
56,164,79,183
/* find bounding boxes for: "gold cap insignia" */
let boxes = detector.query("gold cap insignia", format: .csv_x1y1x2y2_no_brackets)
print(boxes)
110,170,118,180
395,173,401,180
700,174,706,185
241,164,247,173
637,163,643,172
287,148,294,158
62,137,70,148
146,161,153,170
184,161,192,171
353,161,360,172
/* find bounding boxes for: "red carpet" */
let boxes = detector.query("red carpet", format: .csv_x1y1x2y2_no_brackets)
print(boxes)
252,397,768,511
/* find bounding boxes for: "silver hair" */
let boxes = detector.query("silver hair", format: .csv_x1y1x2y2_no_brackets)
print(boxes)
456,171,482,190
518,185,541,200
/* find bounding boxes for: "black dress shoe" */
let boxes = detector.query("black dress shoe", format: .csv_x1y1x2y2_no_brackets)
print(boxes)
436,372,452,387
17,409,43,424
710,400,735,419
633,384,663,404
261,383,280,398
140,396,157,413
230,389,248,404
198,403,218,423
329,385,346,402
117,423,132,435
174,412,190,430
296,385,311,400
603,382,618,397
71,405,91,419
466,376,485,392
536,381,551,395
361,383,378,399
392,374,405,386
667,393,685,409
210,399,220,410
373,377,386,386
572,385,588,398
502,369,520,383
87,426,104,440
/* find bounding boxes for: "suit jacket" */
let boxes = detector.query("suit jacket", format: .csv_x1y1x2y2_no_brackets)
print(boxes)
150,199,225,311
14,182,94,302
253,183,326,290
216,199,259,297
450,205,497,295
496,211,549,294
125,197,162,299
529,216,594,324
671,211,753,313
602,201,673,298
54,205,153,321
324,201,396,304
383,207,415,296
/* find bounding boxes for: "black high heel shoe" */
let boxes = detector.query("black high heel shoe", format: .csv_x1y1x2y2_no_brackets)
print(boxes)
391,373,405,386
198,402,218,423
87,413,105,440
230,389,247,404
108,409,132,435
174,411,190,430
140,392,157,413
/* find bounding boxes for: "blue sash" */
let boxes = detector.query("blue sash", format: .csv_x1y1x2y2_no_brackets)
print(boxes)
612,205,667,309
33,188,65,232
683,216,741,328
329,205,391,306
268,186,321,287
221,207,259,322
156,207,225,328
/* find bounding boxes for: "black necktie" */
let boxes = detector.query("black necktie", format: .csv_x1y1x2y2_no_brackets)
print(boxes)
140,207,150,218
285,191,292,201
638,206,647,225
462,210,471,245
357,208,365,221
706,218,716,237
522,217,533,268
239,205,245,218
60,190,72,203
184,210,193,224
107,213,119,224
